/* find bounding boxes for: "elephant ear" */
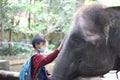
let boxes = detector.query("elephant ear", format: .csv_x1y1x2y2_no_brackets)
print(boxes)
106,6,120,72
106,6,120,11
105,6,120,15
105,6,120,57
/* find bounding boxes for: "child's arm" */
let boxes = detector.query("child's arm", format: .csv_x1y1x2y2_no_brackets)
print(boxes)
31,40,63,79
39,40,63,66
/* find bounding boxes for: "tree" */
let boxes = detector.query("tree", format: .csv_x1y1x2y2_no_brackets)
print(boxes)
0,0,77,55
0,0,7,43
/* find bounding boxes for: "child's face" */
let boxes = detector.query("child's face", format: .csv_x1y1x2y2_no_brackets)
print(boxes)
35,42,45,50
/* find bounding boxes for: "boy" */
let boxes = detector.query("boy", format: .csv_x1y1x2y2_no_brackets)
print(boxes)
20,35,63,80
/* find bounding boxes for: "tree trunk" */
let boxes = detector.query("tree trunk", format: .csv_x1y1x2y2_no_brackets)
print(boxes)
28,12,31,29
8,29,12,55
8,18,14,56
28,0,32,29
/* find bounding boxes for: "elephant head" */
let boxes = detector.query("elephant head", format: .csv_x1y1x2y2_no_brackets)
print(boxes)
51,3,120,80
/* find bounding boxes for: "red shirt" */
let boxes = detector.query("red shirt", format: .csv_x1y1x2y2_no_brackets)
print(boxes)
31,49,59,80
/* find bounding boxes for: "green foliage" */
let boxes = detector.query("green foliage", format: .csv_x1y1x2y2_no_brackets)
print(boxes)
0,44,32,56
30,0,76,35
47,39,61,51
47,44,56,50
84,0,96,4
1,0,76,34
2,0,120,35
0,0,76,56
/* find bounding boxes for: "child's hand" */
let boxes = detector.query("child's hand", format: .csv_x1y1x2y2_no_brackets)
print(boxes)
57,40,64,51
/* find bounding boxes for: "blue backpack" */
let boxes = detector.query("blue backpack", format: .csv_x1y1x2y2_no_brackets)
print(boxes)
19,55,48,80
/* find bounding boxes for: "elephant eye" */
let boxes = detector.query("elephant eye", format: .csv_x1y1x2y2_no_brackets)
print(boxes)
86,30,97,36
84,30,100,42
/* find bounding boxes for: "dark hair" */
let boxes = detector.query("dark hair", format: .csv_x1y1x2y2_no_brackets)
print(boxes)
32,35,45,48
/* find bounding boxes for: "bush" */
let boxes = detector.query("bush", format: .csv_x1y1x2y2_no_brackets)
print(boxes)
47,44,56,51
0,43,32,56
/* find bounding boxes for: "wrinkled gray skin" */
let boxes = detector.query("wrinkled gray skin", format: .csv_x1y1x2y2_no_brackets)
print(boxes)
51,4,120,80
107,6,120,71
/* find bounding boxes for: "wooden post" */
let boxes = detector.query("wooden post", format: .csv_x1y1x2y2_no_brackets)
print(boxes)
0,60,9,70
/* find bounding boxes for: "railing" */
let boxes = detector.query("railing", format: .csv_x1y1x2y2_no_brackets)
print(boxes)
0,70,19,80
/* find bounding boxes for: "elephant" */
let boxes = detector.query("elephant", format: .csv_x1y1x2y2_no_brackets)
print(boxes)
50,3,120,80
